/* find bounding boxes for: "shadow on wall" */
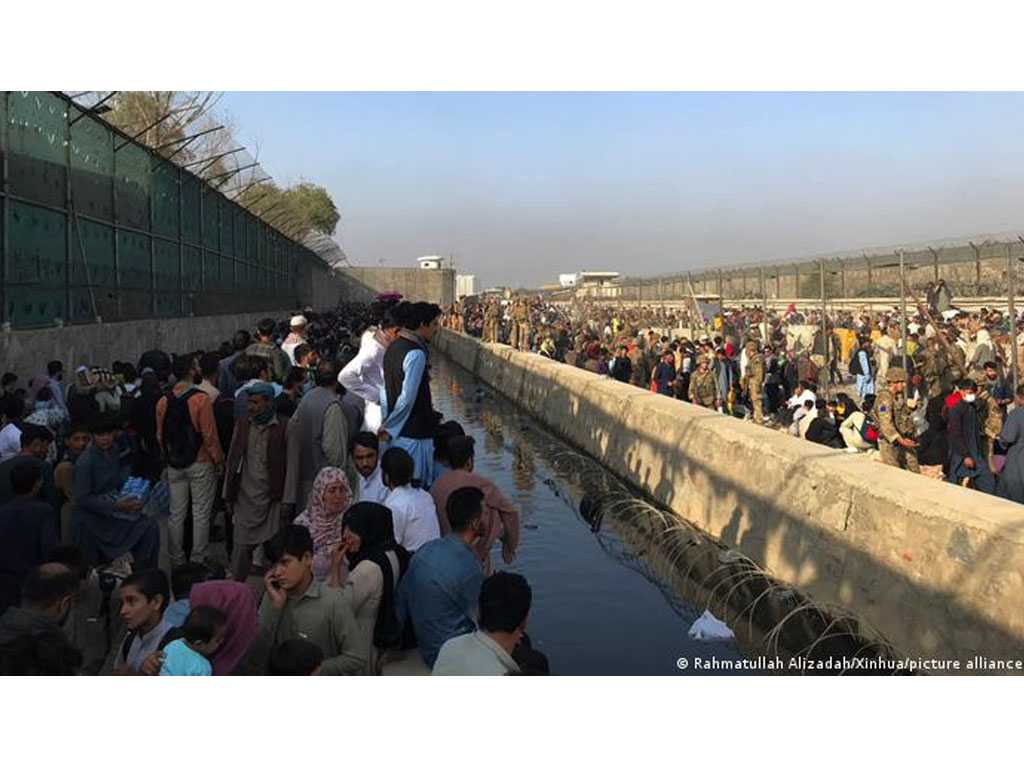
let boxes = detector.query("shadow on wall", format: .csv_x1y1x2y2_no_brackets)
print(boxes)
435,329,1024,671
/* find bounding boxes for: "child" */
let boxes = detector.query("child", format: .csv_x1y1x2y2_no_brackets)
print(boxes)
114,569,172,674
267,638,324,675
159,605,227,676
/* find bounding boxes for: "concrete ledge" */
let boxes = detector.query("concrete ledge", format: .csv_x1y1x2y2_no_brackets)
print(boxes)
435,328,1024,666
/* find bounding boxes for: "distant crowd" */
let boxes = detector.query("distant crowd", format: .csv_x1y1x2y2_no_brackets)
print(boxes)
443,280,1024,502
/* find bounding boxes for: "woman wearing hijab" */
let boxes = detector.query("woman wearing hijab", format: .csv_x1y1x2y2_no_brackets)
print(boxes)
189,580,266,675
293,466,353,581
970,328,995,373
328,502,410,675
23,382,65,463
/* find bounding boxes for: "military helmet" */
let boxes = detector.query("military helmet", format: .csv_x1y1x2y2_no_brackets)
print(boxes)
887,366,907,382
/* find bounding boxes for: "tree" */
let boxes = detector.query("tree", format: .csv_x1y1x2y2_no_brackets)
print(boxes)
239,181,340,241
281,183,339,236
100,92,341,246
104,91,222,162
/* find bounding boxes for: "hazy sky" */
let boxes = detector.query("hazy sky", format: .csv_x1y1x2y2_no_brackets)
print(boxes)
220,92,1024,288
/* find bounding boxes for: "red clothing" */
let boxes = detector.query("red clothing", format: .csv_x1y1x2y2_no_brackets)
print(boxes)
429,468,519,562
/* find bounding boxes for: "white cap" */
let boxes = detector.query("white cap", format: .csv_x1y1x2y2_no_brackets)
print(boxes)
290,315,308,327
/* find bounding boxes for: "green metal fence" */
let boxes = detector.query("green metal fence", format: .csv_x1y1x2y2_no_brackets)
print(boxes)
0,91,327,329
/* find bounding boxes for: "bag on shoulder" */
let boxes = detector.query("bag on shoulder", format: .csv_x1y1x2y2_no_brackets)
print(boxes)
163,389,203,469
848,352,862,377
859,417,880,445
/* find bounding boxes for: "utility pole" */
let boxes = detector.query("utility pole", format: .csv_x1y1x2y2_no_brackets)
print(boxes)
898,249,907,371
1013,238,1022,392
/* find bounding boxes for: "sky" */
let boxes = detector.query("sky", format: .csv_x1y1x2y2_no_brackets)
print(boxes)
219,92,1024,288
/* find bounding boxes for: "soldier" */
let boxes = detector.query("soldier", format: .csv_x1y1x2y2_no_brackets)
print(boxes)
920,335,945,398
938,327,966,389
508,300,520,349
872,366,920,473
976,385,1004,473
688,355,718,408
484,299,500,343
515,301,531,352
740,340,765,423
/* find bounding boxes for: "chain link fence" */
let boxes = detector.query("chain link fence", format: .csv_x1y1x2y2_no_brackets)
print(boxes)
610,235,1024,304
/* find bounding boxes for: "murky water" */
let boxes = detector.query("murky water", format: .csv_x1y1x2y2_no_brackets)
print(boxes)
430,356,750,675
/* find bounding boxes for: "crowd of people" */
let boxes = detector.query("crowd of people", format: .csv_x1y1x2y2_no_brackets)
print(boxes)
0,298,541,676
444,286,1024,501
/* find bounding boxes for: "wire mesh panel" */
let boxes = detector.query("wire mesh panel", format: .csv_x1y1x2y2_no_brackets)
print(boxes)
151,160,179,238
6,201,67,327
69,218,115,324
69,105,113,221
114,143,150,231
7,92,67,208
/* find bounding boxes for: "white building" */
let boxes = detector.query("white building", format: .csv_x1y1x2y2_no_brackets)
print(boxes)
558,271,620,289
455,274,477,299
418,254,445,270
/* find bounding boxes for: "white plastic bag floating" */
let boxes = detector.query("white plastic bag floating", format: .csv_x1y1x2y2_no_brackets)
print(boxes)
688,609,735,641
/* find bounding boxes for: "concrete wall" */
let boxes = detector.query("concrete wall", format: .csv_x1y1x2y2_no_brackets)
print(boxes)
335,267,455,306
1,312,283,378
435,328,1024,668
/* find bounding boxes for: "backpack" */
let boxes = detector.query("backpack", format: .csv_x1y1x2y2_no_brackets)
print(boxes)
163,389,203,469
805,358,819,383
859,417,879,445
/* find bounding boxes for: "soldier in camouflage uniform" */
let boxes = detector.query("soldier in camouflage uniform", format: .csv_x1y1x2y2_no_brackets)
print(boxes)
920,336,945,398
508,300,521,349
515,301,531,352
484,300,500,343
872,366,920,473
740,340,765,423
688,355,718,408
938,327,966,389
976,386,1004,472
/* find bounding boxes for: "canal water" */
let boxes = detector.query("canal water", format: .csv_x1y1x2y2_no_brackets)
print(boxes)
430,356,750,675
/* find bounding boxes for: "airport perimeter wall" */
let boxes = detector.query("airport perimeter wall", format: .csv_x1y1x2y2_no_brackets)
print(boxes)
1,311,277,378
435,328,1024,669
335,267,455,306
1,267,449,377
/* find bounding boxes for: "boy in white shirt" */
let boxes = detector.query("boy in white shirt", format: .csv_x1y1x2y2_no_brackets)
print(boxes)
381,446,439,552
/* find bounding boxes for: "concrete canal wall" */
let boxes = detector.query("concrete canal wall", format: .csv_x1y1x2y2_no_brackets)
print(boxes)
435,328,1024,668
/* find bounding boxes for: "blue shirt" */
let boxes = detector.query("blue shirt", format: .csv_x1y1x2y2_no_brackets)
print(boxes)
159,638,212,676
380,348,427,438
164,598,190,628
856,350,875,397
395,534,482,667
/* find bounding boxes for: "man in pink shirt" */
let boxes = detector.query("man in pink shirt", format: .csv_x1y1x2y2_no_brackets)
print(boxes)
429,435,519,573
